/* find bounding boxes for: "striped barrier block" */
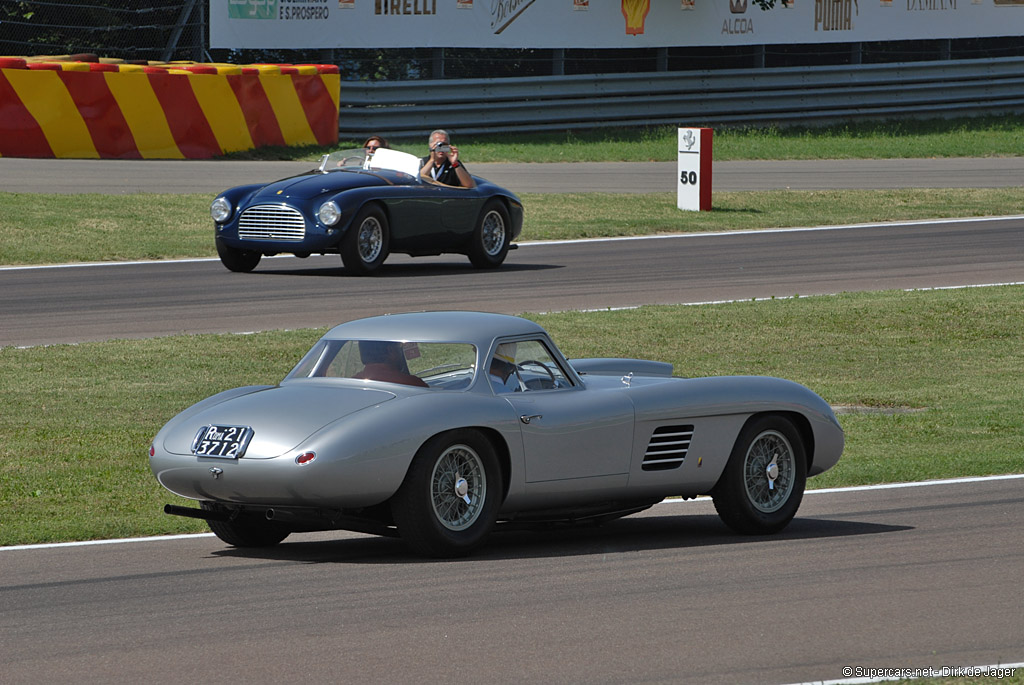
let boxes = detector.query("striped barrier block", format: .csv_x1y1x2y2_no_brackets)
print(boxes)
0,57,339,159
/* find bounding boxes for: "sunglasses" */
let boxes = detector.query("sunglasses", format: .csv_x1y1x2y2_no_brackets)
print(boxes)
365,145,380,152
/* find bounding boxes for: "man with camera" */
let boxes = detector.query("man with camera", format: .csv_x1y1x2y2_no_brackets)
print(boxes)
419,129,476,188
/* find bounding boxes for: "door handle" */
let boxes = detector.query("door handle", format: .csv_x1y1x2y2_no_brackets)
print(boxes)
520,414,542,425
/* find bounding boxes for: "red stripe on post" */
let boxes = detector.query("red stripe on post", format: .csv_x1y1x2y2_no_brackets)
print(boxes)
58,70,141,159
700,128,713,211
226,73,286,148
146,71,222,159
292,74,338,146
0,70,55,157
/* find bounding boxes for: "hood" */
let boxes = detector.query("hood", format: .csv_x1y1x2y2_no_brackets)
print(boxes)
161,384,396,458
251,170,390,201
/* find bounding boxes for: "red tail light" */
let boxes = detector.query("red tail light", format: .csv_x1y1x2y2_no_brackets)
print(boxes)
295,452,316,465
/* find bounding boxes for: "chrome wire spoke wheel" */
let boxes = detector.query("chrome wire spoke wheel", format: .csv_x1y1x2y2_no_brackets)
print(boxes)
742,430,795,513
358,217,384,263
430,444,487,531
480,210,506,256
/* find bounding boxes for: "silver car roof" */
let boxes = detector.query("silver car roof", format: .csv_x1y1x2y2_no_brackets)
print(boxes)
322,311,547,346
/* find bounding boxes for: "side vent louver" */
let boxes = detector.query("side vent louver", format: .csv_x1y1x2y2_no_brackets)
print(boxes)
643,425,694,471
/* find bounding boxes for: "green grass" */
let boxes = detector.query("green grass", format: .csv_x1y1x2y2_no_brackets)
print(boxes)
2,286,1022,546
222,116,1024,163
3,188,1023,265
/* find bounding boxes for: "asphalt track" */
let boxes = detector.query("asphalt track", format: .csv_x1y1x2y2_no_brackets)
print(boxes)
2,216,1022,347
3,156,1024,194
2,158,1022,682
3,477,1023,684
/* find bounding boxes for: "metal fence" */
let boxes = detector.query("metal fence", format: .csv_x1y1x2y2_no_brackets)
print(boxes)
337,56,1024,139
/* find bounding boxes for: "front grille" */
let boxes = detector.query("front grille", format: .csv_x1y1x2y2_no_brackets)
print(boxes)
238,204,306,241
642,425,694,471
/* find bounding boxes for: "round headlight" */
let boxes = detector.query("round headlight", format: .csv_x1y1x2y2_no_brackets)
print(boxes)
210,197,232,223
318,201,341,227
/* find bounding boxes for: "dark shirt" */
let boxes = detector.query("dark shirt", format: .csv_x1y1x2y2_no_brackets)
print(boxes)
421,157,468,187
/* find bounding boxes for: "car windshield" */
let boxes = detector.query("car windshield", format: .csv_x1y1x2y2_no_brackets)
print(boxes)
284,339,477,390
318,148,422,179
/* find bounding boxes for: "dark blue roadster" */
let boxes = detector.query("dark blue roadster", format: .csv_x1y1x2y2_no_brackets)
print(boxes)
210,148,524,275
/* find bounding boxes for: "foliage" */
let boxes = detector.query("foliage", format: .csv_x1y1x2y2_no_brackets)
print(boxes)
0,0,203,61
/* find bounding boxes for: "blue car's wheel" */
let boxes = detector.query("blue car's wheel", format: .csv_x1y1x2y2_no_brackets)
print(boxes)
712,415,807,535
216,240,261,273
469,200,511,268
341,205,389,275
391,429,501,558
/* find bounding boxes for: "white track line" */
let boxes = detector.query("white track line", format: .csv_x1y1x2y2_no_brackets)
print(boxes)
2,474,1021,552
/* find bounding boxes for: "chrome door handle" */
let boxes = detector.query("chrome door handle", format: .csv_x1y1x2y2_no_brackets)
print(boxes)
520,414,542,425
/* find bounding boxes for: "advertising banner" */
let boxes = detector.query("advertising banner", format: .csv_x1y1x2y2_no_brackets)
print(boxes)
214,0,1021,50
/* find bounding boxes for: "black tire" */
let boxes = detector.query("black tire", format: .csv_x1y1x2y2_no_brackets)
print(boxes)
712,415,807,535
216,240,261,273
341,205,389,275
391,430,502,558
468,200,511,268
201,501,290,548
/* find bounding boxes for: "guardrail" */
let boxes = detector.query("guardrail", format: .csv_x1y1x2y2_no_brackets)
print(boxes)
338,56,1024,138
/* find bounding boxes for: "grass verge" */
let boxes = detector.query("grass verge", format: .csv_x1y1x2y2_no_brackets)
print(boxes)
2,286,1021,546
2,188,1023,265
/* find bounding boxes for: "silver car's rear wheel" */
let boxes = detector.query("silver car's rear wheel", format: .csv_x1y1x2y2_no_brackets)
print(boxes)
712,415,807,535
430,444,488,531
341,205,389,275
392,429,501,557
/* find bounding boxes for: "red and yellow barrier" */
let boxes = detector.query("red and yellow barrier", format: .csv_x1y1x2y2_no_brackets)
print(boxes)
0,56,340,159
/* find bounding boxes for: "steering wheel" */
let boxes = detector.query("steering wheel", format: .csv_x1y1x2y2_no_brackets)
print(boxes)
518,360,557,390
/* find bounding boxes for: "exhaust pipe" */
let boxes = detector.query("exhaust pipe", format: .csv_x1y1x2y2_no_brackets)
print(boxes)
163,504,232,522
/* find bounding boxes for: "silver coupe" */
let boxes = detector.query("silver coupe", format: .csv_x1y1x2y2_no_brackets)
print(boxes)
150,311,844,557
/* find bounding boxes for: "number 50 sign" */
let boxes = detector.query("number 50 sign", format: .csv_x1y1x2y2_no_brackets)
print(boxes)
677,128,713,212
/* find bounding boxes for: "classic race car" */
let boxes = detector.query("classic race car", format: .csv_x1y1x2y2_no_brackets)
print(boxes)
210,148,523,274
150,311,844,557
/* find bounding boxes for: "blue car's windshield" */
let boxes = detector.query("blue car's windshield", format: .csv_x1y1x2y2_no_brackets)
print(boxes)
318,149,422,179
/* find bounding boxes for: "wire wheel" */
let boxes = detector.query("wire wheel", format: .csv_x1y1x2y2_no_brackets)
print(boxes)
357,215,384,263
430,444,487,531
742,430,796,514
391,429,501,557
341,205,389,274
479,210,506,257
712,415,807,535
469,200,511,268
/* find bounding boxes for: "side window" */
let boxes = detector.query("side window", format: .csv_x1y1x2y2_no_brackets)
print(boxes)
488,339,571,394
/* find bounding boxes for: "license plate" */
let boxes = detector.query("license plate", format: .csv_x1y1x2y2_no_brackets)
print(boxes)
191,425,254,459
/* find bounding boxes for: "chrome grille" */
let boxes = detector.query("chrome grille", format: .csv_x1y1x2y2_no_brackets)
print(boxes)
238,204,306,241
642,425,694,471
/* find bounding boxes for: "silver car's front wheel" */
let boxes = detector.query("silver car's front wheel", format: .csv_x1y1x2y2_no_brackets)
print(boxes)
743,430,796,514
392,429,501,557
712,415,807,535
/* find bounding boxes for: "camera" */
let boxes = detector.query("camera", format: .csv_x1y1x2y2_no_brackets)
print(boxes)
434,143,451,153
